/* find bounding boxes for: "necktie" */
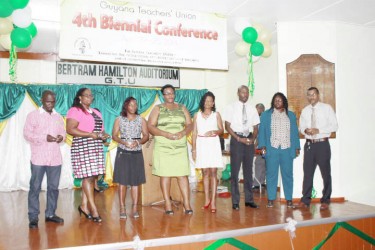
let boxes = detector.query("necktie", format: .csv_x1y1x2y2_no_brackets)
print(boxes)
311,107,316,138
242,104,248,135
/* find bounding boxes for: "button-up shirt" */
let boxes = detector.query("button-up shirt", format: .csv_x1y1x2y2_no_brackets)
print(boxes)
223,100,260,133
271,109,291,149
23,107,66,166
299,102,338,139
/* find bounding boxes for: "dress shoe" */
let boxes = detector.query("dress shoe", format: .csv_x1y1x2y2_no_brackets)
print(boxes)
294,201,309,209
29,220,38,229
45,215,64,223
320,203,329,210
232,204,239,210
245,202,259,208
287,200,295,208
92,216,102,223
94,188,104,193
266,200,274,208
165,210,174,215
78,206,93,220
201,200,211,210
252,186,260,190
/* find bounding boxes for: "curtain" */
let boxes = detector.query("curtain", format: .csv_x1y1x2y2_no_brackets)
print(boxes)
0,83,26,122
0,83,207,191
158,89,207,116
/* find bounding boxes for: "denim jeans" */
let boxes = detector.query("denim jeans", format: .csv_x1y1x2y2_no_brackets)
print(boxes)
28,163,61,221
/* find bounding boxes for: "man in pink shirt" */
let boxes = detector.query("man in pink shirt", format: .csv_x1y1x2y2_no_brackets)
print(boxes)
24,90,66,229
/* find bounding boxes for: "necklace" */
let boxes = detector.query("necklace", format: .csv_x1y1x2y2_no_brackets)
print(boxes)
202,111,211,119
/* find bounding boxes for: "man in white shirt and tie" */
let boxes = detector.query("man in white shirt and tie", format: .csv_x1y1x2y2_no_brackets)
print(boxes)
223,85,260,210
296,87,338,210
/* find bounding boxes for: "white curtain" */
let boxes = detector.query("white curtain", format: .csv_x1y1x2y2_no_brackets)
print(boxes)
0,97,74,191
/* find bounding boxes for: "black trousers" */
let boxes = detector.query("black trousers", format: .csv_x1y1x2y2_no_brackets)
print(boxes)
301,140,332,205
230,136,255,204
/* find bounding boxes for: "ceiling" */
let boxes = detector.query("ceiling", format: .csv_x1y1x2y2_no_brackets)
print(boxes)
7,0,375,61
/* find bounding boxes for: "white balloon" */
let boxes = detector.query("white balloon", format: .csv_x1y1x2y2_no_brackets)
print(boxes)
0,18,13,35
234,18,252,35
246,54,261,63
258,29,272,43
252,22,264,34
235,41,250,57
262,42,272,58
0,34,12,50
12,6,32,28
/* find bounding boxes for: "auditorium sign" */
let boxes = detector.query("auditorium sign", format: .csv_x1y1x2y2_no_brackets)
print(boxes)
56,62,179,87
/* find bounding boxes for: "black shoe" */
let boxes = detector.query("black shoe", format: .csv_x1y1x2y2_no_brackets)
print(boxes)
165,210,174,215
261,184,267,188
92,216,102,223
252,186,260,190
29,220,38,229
232,204,239,210
45,215,64,223
267,200,274,208
287,200,295,208
245,202,259,208
94,188,104,193
78,206,93,220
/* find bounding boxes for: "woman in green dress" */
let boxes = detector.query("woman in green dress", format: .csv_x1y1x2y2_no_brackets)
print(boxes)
147,84,193,215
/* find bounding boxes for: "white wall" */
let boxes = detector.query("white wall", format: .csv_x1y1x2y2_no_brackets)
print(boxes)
277,21,375,206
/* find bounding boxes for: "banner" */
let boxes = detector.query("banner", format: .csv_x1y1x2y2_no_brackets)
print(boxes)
59,0,228,70
56,62,180,87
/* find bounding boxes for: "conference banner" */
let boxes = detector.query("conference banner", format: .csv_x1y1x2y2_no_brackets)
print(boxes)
59,0,228,70
56,61,180,87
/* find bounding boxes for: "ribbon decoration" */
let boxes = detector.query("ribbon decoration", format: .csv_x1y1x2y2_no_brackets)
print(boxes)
204,238,257,250
247,51,255,96
313,221,375,250
9,44,17,82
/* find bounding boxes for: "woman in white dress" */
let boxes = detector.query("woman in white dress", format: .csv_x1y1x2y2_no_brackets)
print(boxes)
192,91,224,213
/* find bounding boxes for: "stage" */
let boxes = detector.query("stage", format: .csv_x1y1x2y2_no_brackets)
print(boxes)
0,184,374,250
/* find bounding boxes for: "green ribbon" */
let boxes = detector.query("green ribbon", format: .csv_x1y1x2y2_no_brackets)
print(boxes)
313,222,375,249
311,186,317,199
9,44,17,83
204,238,257,250
247,51,255,96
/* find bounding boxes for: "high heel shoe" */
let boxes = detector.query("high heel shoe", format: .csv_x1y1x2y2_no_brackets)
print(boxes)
120,206,127,220
78,206,92,220
211,207,217,213
183,206,193,215
201,200,211,210
92,215,102,223
94,188,104,193
165,210,174,215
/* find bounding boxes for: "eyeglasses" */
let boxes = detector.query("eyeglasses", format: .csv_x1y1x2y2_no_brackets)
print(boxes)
163,92,175,96
82,94,94,98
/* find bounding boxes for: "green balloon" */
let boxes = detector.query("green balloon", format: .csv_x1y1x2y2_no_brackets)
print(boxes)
222,171,231,181
251,42,264,56
9,0,29,9
73,178,82,188
225,163,231,172
242,27,258,44
25,22,37,38
0,1,14,17
11,27,32,48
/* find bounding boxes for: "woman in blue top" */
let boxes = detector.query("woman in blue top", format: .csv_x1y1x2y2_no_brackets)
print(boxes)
257,92,300,208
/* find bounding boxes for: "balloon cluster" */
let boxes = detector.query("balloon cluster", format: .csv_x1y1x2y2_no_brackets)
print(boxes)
0,0,38,50
234,20,272,61
221,164,231,181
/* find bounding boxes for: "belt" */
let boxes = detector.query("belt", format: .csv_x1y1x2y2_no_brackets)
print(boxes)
235,132,253,138
306,138,328,143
